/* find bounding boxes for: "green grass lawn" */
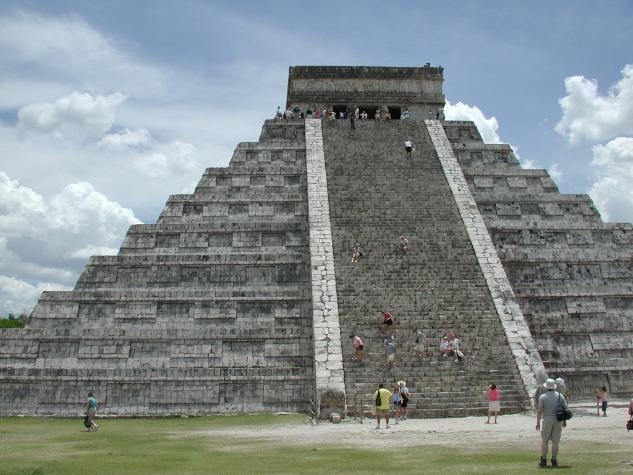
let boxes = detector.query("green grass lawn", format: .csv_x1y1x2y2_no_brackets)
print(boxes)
0,416,630,474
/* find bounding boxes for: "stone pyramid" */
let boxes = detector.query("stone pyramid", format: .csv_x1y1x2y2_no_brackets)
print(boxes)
1,66,630,417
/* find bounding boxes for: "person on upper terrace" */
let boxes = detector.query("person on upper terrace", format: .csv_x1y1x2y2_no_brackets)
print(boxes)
284,107,293,120
351,243,364,263
384,110,391,120
360,110,368,120
401,107,410,120
354,106,359,120
314,108,321,119
292,105,301,118
306,106,313,118
339,111,345,120
375,108,381,120
276,106,283,120
399,235,409,253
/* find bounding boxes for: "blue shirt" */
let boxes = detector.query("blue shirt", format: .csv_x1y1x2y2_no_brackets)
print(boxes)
87,397,97,409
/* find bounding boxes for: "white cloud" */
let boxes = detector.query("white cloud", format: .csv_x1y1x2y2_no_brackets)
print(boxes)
555,65,633,144
588,137,633,222
0,172,141,314
0,12,167,100
548,163,562,182
18,91,126,136
133,141,198,178
444,100,540,170
98,128,151,150
68,245,118,259
0,275,67,316
444,100,501,144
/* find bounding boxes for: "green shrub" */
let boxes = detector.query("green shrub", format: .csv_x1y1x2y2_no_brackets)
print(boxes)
0,318,26,328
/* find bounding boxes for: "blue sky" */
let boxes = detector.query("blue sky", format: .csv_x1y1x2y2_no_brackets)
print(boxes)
1,0,632,314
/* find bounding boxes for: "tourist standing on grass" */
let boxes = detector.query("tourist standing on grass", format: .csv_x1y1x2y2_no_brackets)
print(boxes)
398,381,409,420
350,334,364,362
85,392,99,432
374,384,392,429
486,384,500,424
536,378,567,468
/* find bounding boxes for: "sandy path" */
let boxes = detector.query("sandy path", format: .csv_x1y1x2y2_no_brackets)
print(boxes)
195,406,632,451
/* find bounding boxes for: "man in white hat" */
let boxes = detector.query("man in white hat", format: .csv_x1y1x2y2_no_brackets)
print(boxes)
536,378,568,468
398,381,409,420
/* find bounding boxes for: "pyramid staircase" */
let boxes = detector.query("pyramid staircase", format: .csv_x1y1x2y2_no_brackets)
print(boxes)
320,119,529,416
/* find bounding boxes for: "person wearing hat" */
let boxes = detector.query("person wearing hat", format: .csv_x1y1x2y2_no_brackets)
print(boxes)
398,381,410,420
536,378,568,468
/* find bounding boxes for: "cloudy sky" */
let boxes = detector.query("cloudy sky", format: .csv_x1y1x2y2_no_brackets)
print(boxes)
1,0,632,315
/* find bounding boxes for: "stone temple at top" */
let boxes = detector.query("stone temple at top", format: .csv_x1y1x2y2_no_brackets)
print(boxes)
2,66,632,418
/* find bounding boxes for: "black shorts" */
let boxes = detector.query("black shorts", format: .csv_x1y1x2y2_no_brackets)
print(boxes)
358,345,364,350
401,399,408,408
405,146,412,152
384,320,393,326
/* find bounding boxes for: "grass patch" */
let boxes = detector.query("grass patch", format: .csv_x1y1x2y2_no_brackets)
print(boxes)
0,319,26,329
0,417,629,474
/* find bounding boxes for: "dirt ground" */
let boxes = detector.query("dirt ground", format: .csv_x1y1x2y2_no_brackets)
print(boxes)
196,404,633,453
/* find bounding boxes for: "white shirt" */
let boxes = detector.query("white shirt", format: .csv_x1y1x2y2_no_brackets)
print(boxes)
405,141,412,148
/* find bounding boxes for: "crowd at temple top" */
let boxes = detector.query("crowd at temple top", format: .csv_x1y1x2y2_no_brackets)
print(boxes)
275,105,445,121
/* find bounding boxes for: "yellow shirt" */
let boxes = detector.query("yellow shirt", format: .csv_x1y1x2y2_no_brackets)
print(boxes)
375,388,392,409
